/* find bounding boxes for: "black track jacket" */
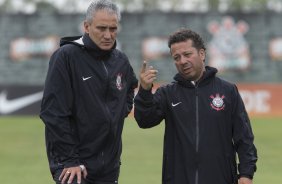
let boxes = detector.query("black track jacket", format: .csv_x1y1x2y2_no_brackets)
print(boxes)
40,34,138,183
134,66,257,184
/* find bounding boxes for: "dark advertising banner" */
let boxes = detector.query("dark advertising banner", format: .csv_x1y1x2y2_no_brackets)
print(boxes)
1,84,281,117
0,86,43,115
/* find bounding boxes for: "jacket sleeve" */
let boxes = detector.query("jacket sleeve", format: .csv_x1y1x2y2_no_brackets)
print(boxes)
231,85,257,179
40,49,80,168
134,86,166,128
125,65,138,116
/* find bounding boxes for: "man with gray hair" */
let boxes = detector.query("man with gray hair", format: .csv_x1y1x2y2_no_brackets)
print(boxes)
40,0,138,184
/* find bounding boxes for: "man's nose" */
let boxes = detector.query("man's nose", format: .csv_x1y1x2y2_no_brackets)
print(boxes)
179,57,187,64
103,30,111,39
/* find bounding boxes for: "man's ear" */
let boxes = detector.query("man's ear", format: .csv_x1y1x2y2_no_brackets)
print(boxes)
84,21,90,33
199,49,206,61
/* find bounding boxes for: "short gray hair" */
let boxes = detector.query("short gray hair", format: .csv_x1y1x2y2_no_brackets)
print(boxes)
85,0,121,23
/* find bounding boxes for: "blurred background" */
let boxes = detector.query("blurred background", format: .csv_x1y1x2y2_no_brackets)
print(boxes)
0,0,281,183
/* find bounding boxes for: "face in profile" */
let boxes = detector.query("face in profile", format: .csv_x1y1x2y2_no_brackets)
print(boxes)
170,39,205,81
84,10,118,50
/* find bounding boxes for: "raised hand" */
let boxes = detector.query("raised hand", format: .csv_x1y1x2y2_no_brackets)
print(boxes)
139,61,158,90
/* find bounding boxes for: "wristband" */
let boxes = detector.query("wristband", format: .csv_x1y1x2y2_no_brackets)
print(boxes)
79,165,85,172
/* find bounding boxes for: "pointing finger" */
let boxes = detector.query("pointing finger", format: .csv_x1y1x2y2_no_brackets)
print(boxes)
141,60,147,73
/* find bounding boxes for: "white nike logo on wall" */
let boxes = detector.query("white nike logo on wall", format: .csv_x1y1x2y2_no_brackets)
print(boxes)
0,91,43,114
172,102,182,107
82,76,92,81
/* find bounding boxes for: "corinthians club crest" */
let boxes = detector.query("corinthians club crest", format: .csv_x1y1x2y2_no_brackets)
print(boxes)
210,93,225,111
116,73,123,90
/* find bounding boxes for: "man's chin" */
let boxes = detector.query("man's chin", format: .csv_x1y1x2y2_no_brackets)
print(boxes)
99,45,113,51
181,73,197,81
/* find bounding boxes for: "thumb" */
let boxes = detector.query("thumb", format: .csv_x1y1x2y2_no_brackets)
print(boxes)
83,169,87,179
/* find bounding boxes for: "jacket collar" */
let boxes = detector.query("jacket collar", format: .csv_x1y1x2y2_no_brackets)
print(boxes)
59,33,117,60
82,33,116,59
173,66,217,88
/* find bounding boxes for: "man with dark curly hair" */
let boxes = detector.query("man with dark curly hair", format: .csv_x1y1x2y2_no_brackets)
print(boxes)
134,28,257,184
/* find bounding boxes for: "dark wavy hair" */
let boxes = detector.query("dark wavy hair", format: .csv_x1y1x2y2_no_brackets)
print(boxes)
168,28,206,51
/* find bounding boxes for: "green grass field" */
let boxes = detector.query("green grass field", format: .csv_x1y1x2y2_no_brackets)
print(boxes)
0,116,281,184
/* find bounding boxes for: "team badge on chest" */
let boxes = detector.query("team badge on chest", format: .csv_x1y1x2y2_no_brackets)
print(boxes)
116,73,123,90
210,93,225,111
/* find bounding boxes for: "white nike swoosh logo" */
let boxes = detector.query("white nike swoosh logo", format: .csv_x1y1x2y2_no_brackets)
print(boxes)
82,76,92,81
0,91,43,114
172,102,182,107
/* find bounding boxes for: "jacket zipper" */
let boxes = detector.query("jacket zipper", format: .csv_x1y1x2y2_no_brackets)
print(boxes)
102,61,109,76
195,86,199,184
102,61,112,119
101,151,105,168
101,61,111,169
